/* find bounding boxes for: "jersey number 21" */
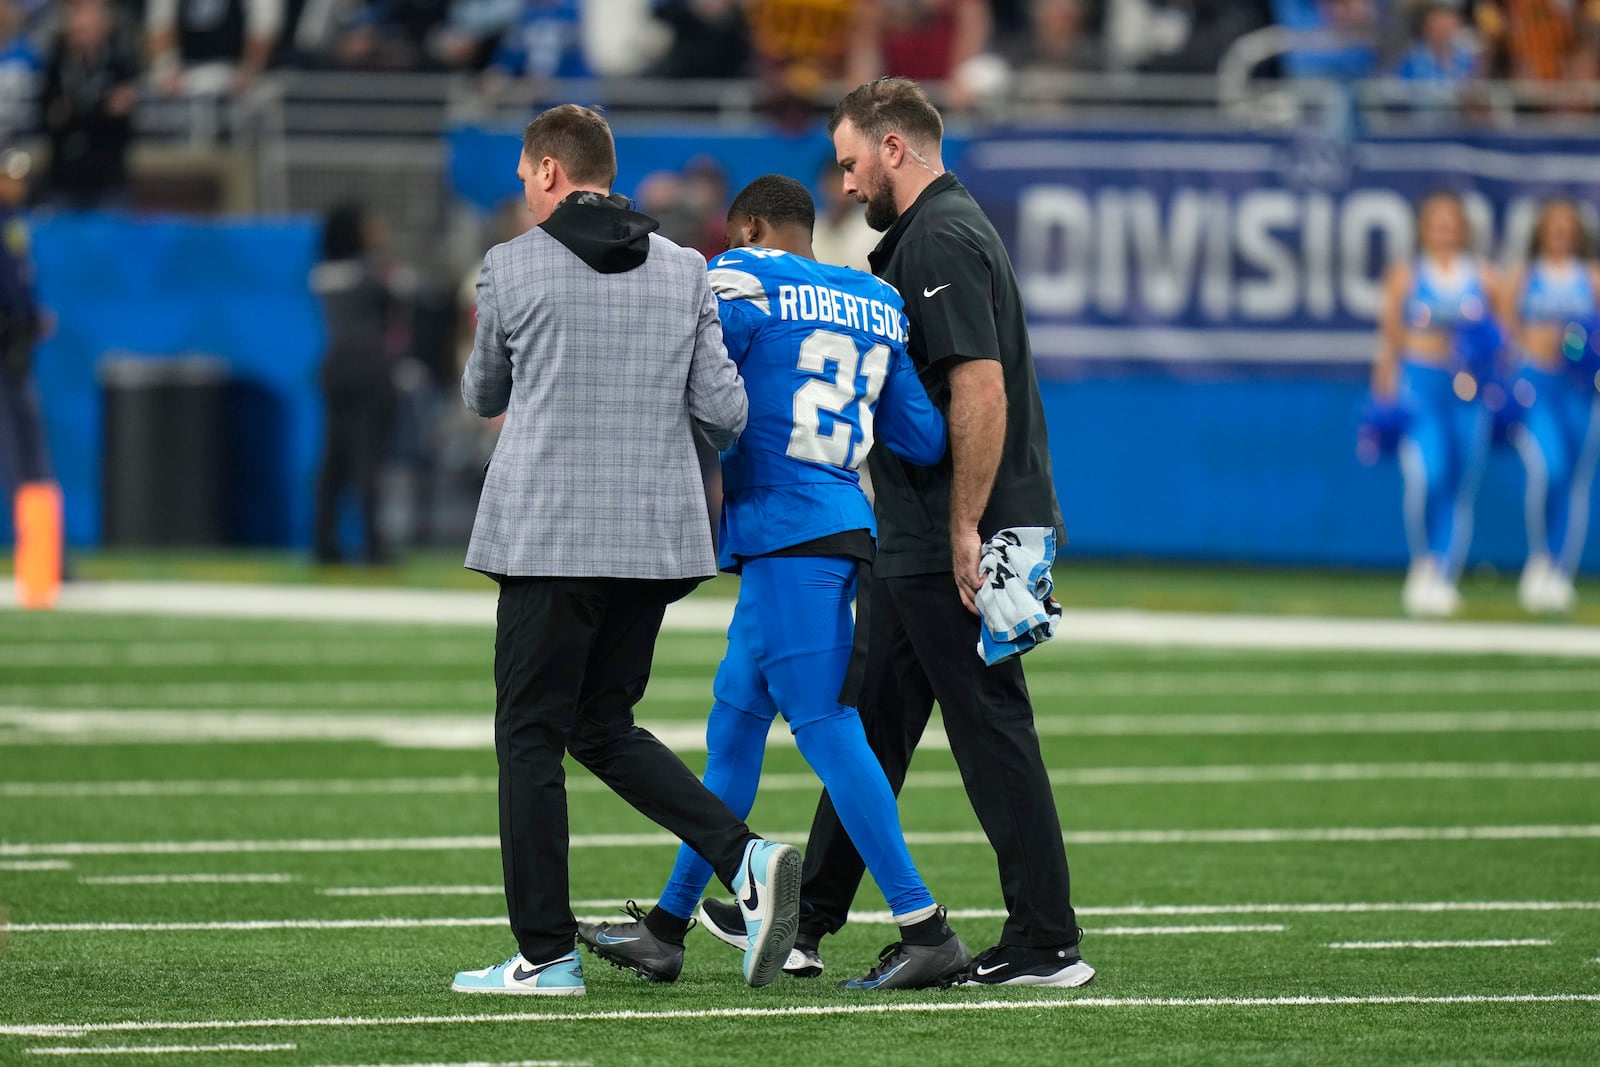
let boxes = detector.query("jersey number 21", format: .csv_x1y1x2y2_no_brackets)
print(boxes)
787,328,889,470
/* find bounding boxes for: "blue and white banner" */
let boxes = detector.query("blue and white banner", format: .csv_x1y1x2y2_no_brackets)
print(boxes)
958,131,1600,365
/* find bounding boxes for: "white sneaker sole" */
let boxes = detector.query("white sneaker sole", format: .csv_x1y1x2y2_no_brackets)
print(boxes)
741,844,802,988
450,982,586,996
700,901,821,975
962,960,1096,988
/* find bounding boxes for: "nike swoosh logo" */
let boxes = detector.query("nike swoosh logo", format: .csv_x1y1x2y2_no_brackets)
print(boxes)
511,957,571,981
923,284,952,298
743,872,760,911
595,931,640,945
974,962,1009,976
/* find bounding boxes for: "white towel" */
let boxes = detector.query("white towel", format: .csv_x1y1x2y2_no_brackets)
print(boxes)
974,527,1062,665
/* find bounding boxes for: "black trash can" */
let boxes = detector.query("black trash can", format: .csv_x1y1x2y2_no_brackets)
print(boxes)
100,355,228,547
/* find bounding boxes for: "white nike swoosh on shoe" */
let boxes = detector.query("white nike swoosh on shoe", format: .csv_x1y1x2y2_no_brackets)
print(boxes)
923,284,952,298
974,963,1009,976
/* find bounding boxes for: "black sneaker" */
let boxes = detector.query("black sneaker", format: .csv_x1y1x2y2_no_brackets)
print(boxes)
698,898,825,977
839,912,972,991
576,901,687,983
960,931,1095,988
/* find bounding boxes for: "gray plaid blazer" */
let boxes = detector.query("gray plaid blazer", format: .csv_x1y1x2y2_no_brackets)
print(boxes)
462,227,746,579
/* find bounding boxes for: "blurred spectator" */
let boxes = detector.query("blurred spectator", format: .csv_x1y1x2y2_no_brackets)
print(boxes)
646,0,748,78
1271,0,1382,80
633,159,727,258
1107,0,1272,74
846,0,993,109
146,0,283,96
0,0,43,142
331,0,449,70
1476,0,1574,80
482,0,587,80
0,147,51,496
745,0,855,118
312,202,401,566
38,0,139,209
425,0,520,69
1001,0,1103,78
811,159,877,272
1394,1,1478,82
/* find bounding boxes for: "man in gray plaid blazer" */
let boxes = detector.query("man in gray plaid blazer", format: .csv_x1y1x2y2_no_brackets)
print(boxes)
451,105,803,997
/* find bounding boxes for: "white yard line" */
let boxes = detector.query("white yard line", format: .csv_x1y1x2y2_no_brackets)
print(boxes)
9,581,1600,656
8,707,1600,751
13,761,1600,800
5,995,1600,1038
320,886,503,897
312,1062,588,1067
78,874,296,886
25,1044,295,1057
1024,668,1600,696
1327,939,1552,950
0,860,71,871
6,824,1599,859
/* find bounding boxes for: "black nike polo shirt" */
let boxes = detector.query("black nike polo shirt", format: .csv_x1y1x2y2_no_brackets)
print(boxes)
866,171,1065,578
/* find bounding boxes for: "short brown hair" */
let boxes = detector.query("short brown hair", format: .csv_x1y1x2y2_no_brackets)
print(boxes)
827,77,944,151
522,104,617,189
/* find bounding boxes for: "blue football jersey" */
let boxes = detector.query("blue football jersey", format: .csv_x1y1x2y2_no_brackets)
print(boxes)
707,246,946,571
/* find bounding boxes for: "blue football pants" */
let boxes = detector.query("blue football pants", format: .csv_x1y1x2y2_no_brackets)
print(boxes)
655,553,935,921
1513,363,1600,570
1398,361,1493,575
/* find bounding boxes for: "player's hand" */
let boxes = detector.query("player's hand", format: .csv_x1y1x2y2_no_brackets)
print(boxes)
952,526,983,616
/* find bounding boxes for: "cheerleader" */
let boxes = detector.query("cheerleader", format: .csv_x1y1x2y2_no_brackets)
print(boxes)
1496,199,1600,613
1374,192,1501,617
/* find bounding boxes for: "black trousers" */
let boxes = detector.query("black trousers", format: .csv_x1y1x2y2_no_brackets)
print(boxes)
798,570,1079,949
314,391,390,564
494,575,756,964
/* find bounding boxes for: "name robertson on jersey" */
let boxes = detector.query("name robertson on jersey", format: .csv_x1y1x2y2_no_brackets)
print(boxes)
776,283,905,342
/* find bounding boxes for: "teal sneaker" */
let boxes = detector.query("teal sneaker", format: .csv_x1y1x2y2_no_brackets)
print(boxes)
731,838,802,988
451,951,585,996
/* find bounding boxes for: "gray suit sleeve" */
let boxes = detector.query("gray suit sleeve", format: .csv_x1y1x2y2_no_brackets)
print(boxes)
686,270,747,451
461,250,512,418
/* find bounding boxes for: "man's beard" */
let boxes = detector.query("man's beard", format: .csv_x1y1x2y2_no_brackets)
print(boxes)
863,175,899,231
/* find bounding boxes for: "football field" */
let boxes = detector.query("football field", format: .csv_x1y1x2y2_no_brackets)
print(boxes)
2,586,1599,1066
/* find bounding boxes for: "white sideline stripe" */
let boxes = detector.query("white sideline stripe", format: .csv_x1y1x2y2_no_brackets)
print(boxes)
25,1044,295,1057
9,708,1600,752
78,874,296,886
6,995,1600,1038
0,917,1277,937
14,761,1600,800
12,581,1600,656
1328,939,1552,950
0,860,71,871
7,824,1600,858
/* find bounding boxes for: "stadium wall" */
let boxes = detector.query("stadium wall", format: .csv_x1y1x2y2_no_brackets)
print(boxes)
9,125,1600,573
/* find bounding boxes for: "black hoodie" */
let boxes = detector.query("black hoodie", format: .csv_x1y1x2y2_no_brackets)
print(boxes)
539,191,661,274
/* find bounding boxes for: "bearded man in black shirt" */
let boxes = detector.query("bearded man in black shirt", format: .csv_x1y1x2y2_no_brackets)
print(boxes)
794,76,1094,990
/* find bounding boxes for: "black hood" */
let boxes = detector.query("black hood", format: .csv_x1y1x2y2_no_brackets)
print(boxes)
539,191,659,274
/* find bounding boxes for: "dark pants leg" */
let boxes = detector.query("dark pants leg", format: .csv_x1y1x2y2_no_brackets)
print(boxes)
799,571,1078,949
314,406,355,562
0,368,51,490
495,576,755,964
798,568,937,939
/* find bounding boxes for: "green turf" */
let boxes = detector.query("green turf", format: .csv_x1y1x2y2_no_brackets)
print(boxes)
1,603,1598,1066
9,547,1600,622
